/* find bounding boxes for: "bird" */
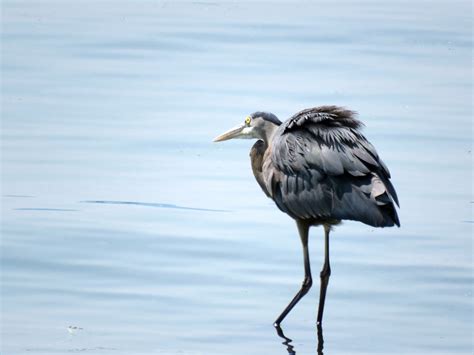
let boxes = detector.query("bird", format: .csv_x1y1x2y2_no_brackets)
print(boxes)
213,105,400,327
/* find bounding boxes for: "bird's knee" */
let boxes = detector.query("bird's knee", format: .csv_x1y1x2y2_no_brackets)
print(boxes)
302,276,313,290
320,266,331,279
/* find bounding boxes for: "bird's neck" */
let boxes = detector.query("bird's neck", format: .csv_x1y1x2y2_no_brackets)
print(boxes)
260,122,279,146
250,139,271,197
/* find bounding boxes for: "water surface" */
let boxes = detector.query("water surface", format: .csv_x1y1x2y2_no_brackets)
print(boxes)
1,1,472,354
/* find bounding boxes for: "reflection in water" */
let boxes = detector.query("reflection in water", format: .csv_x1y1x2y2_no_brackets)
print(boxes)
275,324,296,355
81,200,228,212
3,195,35,198
275,324,325,355
317,324,324,355
14,208,78,212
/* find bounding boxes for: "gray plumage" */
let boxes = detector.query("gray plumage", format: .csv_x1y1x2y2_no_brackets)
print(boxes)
214,105,400,327
258,106,399,227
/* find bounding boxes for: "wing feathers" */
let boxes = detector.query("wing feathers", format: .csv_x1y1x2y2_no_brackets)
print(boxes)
265,106,400,227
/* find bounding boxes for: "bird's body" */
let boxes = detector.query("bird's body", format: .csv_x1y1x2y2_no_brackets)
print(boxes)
250,106,399,228
214,105,399,326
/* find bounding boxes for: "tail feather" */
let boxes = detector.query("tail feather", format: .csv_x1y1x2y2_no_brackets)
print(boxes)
331,174,400,228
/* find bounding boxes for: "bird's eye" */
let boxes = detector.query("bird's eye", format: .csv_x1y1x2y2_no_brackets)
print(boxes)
245,116,251,126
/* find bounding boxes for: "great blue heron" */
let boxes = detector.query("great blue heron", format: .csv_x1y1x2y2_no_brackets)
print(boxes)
214,106,399,326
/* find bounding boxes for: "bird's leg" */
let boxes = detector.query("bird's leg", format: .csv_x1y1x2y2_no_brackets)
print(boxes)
317,224,331,325
274,220,312,327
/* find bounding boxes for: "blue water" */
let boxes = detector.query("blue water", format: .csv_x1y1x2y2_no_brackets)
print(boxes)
1,1,472,354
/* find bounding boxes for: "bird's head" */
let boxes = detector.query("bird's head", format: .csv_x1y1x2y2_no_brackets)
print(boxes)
213,112,281,144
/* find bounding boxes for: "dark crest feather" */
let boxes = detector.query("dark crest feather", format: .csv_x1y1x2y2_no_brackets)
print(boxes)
283,106,363,132
250,111,282,126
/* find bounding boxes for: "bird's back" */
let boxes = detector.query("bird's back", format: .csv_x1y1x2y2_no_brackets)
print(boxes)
261,106,400,227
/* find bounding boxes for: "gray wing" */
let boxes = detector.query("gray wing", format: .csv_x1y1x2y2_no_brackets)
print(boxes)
262,106,400,227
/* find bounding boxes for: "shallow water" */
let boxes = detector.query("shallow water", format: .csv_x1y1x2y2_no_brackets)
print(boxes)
1,1,472,354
